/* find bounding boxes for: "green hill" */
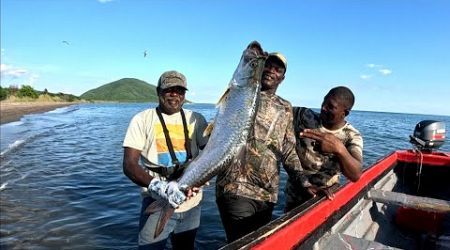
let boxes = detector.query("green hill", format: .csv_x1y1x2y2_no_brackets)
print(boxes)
80,78,158,102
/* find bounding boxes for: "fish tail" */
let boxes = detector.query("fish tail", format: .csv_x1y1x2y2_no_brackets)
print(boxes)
144,199,175,238
155,204,175,238
144,199,166,214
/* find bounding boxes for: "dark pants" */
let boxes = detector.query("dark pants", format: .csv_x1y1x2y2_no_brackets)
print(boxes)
216,194,274,243
137,230,197,250
284,186,313,213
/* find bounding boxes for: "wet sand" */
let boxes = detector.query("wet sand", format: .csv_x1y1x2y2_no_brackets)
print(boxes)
0,102,75,125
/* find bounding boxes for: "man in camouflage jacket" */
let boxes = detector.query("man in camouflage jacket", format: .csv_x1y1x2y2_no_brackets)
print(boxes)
215,52,310,243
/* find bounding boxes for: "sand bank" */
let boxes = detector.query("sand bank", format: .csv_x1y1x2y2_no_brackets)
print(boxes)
0,102,75,125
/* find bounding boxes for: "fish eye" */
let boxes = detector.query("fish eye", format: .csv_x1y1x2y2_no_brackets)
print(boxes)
250,61,257,67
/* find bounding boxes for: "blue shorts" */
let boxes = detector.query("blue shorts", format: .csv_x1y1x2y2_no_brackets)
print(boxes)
138,196,201,249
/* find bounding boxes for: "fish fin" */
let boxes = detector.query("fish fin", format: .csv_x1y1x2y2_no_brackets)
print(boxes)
154,203,175,238
144,199,166,214
203,122,214,137
216,88,230,108
144,199,176,238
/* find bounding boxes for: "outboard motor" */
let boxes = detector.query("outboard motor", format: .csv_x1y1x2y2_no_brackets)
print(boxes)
409,120,446,152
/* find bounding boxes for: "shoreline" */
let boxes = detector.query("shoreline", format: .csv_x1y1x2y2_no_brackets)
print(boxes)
0,102,76,125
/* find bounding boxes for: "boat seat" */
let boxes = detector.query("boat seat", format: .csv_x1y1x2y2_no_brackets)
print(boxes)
366,190,450,213
317,233,401,250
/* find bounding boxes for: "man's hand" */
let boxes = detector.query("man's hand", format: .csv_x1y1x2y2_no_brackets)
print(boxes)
300,129,344,155
306,185,335,200
148,178,186,208
301,128,363,182
184,182,209,200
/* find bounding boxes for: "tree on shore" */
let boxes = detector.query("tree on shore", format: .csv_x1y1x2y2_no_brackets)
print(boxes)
8,85,19,96
0,86,8,100
1,85,81,102
17,85,39,99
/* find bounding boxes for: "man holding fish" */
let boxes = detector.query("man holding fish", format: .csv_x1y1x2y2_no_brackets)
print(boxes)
123,41,312,247
213,47,311,243
123,70,208,250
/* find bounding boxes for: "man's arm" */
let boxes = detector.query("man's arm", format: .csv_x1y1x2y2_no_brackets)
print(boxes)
300,129,362,182
282,110,312,188
123,147,188,207
195,112,209,150
335,144,362,182
123,147,152,187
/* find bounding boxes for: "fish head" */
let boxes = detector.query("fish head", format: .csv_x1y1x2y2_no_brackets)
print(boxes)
232,41,267,88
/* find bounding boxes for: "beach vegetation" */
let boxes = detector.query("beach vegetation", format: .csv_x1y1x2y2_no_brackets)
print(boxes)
17,85,39,99
1,85,82,103
7,85,19,95
0,86,8,100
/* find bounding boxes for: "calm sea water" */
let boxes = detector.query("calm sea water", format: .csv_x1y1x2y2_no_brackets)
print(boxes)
1,103,449,250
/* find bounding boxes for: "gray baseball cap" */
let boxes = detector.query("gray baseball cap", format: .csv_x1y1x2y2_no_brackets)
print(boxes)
157,70,188,90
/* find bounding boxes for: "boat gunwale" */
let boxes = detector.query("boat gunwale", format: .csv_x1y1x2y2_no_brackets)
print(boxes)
220,150,450,250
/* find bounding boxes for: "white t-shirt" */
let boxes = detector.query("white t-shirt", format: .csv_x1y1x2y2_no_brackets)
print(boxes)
123,108,208,212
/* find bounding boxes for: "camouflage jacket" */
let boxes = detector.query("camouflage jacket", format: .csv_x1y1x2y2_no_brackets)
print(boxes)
288,107,363,188
216,92,309,203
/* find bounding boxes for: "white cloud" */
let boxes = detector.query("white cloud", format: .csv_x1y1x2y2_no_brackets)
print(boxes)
366,63,382,68
360,74,372,80
98,0,114,3
29,74,40,86
0,64,40,87
362,64,392,78
379,69,392,76
1,64,28,78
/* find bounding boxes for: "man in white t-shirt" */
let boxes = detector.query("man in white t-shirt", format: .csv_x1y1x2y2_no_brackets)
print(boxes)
123,70,208,250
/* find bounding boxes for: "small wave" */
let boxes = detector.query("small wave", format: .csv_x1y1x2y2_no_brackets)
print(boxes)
0,160,12,169
0,182,7,191
19,172,30,180
0,120,24,128
46,106,75,114
0,139,26,157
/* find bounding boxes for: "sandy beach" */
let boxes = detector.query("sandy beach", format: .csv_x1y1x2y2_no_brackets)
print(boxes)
0,102,75,125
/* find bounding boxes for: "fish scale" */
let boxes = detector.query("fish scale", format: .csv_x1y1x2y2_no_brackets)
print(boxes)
177,41,267,189
179,83,261,188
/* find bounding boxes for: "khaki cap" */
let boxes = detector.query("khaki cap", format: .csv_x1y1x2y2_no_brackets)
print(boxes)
157,70,188,90
267,52,287,70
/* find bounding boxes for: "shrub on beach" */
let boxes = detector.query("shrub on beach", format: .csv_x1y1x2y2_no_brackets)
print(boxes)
17,85,39,99
0,86,8,100
1,85,83,103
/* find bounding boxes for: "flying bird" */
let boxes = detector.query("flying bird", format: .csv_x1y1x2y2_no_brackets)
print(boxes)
144,50,148,58
62,41,70,45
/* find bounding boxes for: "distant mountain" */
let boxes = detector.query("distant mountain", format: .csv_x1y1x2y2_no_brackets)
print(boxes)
80,78,158,102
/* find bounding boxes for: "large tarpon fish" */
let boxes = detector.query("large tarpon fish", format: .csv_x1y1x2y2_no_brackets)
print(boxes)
147,41,267,238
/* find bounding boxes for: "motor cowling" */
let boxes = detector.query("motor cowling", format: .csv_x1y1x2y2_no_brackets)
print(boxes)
410,120,446,151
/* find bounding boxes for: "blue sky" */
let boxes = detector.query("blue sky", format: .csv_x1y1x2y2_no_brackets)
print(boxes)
1,0,449,116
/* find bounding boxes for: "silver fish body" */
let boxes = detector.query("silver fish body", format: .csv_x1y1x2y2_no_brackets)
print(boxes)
178,41,267,189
